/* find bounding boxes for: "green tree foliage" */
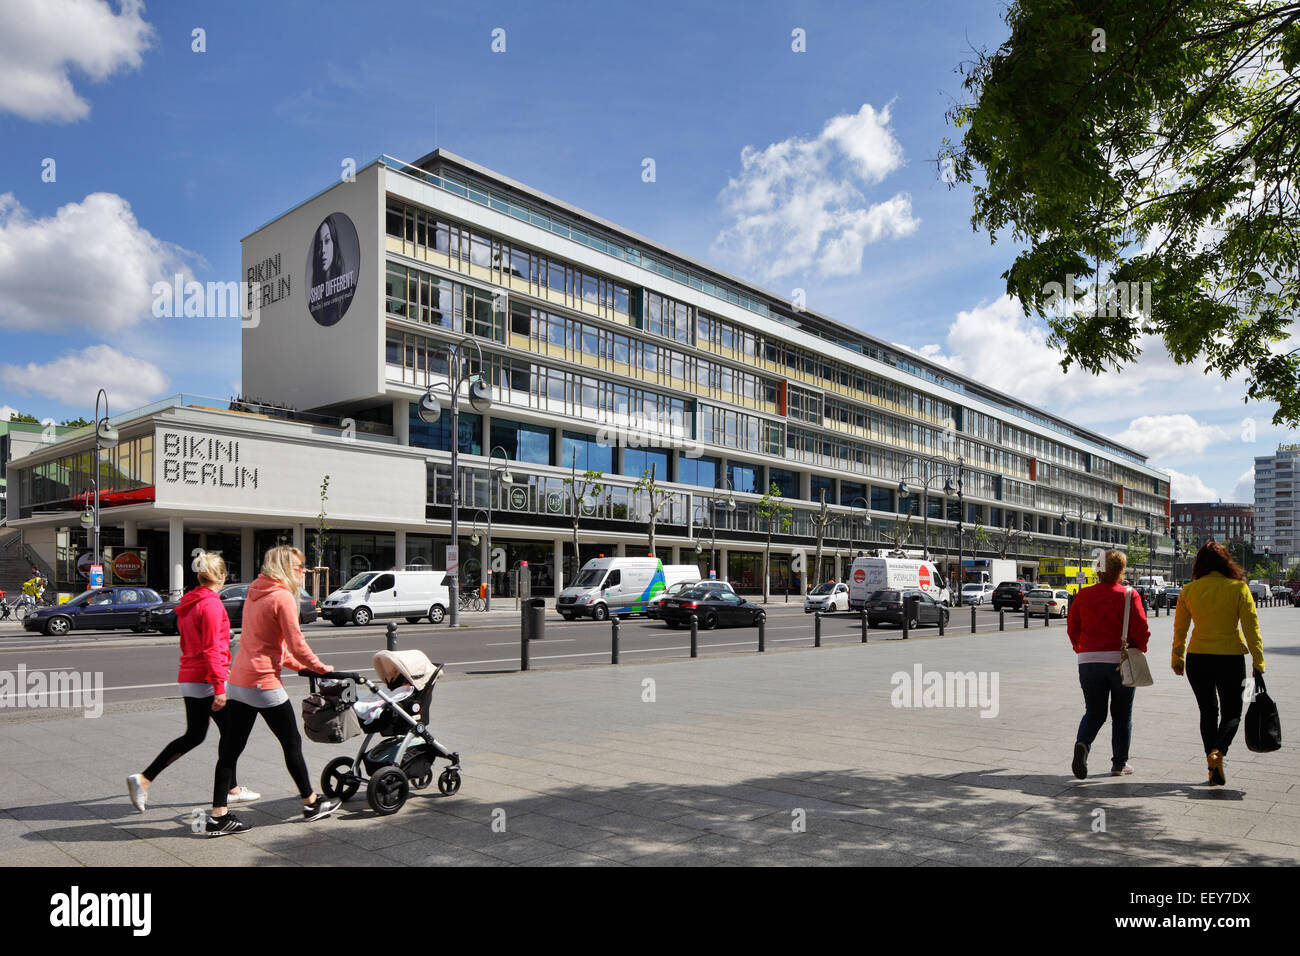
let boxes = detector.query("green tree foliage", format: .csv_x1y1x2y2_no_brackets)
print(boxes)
757,482,793,603
944,1,1300,423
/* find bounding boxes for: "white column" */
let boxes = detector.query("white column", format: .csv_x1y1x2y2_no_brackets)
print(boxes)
616,541,627,557
553,538,565,596
395,529,407,570
292,523,304,553
394,398,409,444
670,545,680,564
123,520,138,547
719,548,728,584
240,527,254,582
168,516,184,596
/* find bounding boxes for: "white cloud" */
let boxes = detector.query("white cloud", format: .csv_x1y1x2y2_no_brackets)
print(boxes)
1,345,169,411
712,103,919,282
0,404,19,422
1113,415,1232,460
1231,466,1255,504
1165,468,1219,503
0,0,153,122
0,192,193,332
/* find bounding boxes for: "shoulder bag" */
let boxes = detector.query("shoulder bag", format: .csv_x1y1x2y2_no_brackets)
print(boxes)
1118,586,1154,687
1245,673,1282,753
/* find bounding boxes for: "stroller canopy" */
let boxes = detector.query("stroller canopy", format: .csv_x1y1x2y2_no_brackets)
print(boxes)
372,649,441,690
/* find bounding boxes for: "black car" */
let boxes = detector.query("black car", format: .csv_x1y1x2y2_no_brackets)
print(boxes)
865,588,949,629
991,581,1032,611
658,587,765,629
148,585,318,635
647,581,734,619
23,586,164,636
1160,586,1182,609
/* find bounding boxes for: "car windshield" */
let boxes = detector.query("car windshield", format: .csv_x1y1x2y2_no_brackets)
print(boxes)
339,573,377,592
811,583,835,595
571,569,606,588
64,590,93,605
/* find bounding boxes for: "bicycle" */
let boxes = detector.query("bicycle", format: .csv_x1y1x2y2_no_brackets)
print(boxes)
457,589,485,612
11,593,38,622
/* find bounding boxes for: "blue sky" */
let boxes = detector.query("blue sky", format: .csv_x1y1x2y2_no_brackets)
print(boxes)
0,0,1293,502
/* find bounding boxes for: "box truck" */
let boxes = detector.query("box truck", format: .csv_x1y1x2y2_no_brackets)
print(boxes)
847,556,950,609
555,558,699,620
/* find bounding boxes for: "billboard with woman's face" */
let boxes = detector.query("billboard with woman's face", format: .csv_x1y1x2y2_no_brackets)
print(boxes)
305,213,360,326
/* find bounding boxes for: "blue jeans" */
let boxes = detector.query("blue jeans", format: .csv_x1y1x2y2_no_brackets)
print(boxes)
1076,662,1135,766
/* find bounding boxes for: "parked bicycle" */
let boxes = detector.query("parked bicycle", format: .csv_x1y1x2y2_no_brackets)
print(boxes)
457,588,485,612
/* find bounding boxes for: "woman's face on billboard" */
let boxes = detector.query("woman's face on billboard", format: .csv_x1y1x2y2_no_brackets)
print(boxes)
318,222,334,271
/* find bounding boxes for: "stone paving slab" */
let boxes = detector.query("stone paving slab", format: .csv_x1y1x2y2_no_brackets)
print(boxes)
0,607,1297,866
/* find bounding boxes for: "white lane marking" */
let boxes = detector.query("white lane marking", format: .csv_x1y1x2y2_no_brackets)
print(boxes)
484,639,576,646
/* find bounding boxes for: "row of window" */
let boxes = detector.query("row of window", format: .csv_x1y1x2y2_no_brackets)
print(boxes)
19,434,155,510
385,263,504,340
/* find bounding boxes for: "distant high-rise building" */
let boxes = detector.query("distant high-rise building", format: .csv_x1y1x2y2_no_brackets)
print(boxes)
1254,443,1300,567
1172,502,1253,565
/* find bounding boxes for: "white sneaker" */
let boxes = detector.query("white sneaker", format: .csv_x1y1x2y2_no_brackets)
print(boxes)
126,774,147,813
228,787,261,804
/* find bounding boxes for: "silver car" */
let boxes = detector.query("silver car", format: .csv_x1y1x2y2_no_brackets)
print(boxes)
804,582,849,613
1025,588,1070,618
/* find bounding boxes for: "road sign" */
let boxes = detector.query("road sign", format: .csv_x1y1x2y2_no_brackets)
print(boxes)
1076,572,1086,584
853,568,866,583
89,565,104,589
918,564,932,589
445,545,459,576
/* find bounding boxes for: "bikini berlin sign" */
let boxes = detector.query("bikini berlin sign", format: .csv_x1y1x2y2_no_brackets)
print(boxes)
161,433,259,489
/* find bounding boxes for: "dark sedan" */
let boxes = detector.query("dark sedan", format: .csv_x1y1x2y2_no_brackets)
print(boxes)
991,581,1032,611
1160,586,1182,609
865,588,950,629
658,588,765,629
23,586,164,636
147,585,318,635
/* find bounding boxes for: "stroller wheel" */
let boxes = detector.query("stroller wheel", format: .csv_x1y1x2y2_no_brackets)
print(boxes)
437,769,462,796
321,757,360,801
409,771,433,790
367,766,409,815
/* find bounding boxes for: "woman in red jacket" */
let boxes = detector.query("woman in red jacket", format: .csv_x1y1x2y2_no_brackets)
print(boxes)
126,552,259,812
1065,549,1150,779
204,546,338,836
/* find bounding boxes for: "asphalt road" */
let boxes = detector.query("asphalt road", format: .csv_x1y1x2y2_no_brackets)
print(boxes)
0,600,1187,708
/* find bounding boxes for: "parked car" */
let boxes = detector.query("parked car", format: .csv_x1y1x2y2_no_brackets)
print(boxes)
322,570,448,625
1270,585,1292,601
1025,588,1070,619
804,581,849,613
864,588,950,629
647,580,732,618
1133,584,1158,609
960,583,995,606
991,581,1032,611
1248,580,1269,601
23,586,164,636
148,585,317,635
658,587,765,629
1160,586,1182,609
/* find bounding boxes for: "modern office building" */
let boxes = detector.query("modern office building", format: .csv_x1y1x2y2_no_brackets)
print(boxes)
7,150,1172,598
1172,501,1253,561
1254,444,1299,568
1,417,76,523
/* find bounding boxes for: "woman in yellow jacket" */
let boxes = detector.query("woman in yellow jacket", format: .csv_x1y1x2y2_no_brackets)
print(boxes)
1172,542,1266,786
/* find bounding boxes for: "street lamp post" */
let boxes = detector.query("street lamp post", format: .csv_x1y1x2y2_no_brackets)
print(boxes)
704,479,735,580
898,453,961,602
470,446,514,612
1060,495,1104,592
418,337,492,627
83,389,120,573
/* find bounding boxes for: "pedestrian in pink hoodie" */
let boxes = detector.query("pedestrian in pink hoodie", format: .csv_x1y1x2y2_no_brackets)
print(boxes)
204,546,339,836
126,553,259,812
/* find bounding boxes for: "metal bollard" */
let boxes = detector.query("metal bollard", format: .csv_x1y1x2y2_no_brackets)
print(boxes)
814,610,822,647
758,617,766,652
1023,604,1029,629
1044,606,1051,626
386,621,398,651
970,604,977,634
902,613,909,641
938,610,945,636
520,617,530,672
690,613,698,658
999,609,1005,631
611,616,620,665
860,609,869,643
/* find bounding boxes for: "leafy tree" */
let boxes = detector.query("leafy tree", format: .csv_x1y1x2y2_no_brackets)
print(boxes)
562,455,604,581
888,504,917,549
993,520,1025,558
311,475,331,598
8,412,40,424
811,488,834,586
944,0,1300,424
633,463,675,559
1127,532,1151,575
757,482,793,603
60,416,92,428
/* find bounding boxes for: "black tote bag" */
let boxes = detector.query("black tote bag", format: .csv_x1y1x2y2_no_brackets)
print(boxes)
1245,673,1282,753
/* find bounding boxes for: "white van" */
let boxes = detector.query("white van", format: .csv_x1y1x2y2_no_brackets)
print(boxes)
847,556,950,609
556,558,695,620
322,570,450,626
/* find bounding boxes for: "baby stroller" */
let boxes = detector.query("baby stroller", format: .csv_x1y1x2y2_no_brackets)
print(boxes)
301,649,462,815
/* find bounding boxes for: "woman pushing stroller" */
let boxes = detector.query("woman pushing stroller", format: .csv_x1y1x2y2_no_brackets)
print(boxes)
204,546,340,836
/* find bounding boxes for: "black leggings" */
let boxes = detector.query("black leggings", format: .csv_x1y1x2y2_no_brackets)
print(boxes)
1185,653,1248,756
143,694,236,785
213,698,312,808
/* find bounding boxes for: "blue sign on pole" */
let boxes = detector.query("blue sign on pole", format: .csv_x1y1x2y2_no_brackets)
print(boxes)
709,570,716,580
89,565,104,588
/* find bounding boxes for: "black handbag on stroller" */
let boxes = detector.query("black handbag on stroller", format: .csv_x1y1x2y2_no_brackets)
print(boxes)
302,676,361,744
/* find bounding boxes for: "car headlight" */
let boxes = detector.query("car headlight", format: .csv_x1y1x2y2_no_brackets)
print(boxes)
575,595,590,604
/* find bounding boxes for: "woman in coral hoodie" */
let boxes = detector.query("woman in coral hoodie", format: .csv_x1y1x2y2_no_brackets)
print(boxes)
1065,549,1150,779
126,552,259,812
204,546,339,836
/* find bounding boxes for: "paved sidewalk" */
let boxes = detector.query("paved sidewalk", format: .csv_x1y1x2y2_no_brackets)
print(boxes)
1,607,1297,866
